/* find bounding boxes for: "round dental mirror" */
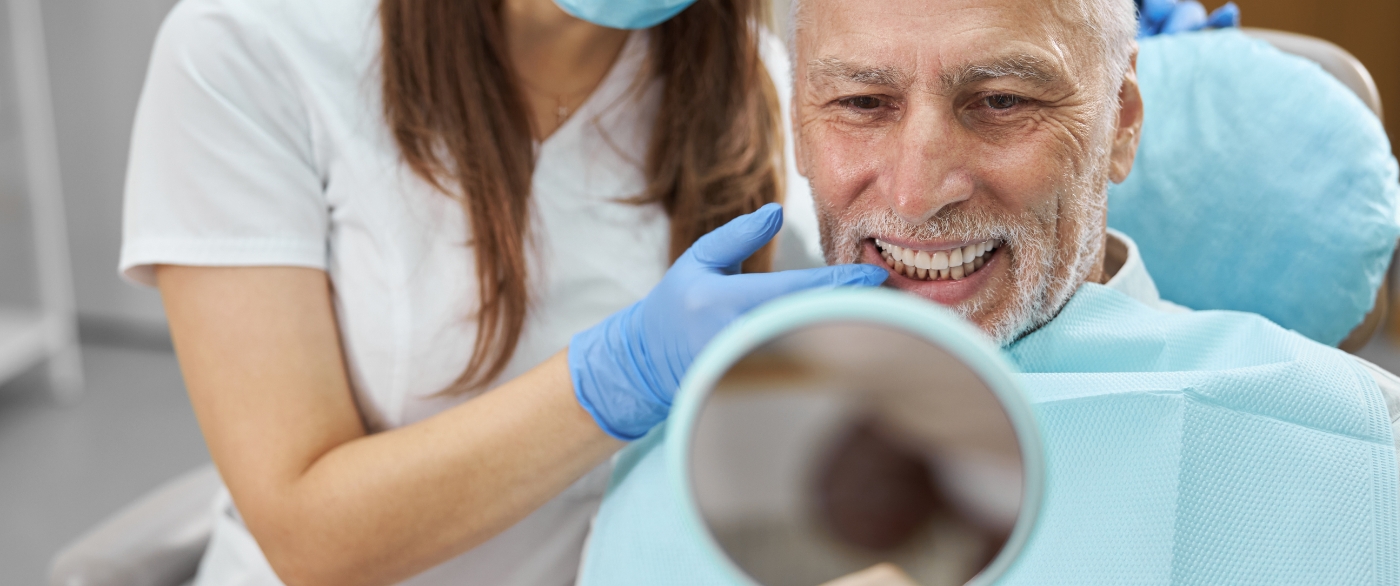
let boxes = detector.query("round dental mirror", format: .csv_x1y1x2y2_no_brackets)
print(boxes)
678,290,1041,586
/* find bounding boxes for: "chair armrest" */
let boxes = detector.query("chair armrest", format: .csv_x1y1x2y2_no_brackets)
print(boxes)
49,463,222,586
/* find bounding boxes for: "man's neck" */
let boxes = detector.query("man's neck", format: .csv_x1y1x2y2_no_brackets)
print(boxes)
1098,232,1125,285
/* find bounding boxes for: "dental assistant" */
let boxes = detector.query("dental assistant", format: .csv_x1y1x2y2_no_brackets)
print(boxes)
118,0,885,584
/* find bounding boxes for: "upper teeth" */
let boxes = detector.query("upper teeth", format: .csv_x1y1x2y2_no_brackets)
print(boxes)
875,238,997,281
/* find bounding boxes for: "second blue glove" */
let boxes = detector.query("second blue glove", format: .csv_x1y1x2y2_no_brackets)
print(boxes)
568,203,888,440
1138,0,1239,38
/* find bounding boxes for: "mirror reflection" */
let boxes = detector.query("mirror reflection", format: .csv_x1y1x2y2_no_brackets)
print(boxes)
690,323,1024,586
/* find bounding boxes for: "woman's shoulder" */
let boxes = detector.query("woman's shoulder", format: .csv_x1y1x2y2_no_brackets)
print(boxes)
163,0,378,32
156,0,379,80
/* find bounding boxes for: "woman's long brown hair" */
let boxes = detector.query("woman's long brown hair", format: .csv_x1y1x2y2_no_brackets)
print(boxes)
380,0,783,393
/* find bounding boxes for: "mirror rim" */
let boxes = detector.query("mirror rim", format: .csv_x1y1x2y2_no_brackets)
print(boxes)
667,287,1045,586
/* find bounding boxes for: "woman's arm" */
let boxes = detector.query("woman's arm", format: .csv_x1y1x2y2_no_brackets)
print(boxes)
162,205,884,586
158,265,621,586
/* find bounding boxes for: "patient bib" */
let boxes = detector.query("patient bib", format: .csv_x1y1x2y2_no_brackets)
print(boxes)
577,285,1400,585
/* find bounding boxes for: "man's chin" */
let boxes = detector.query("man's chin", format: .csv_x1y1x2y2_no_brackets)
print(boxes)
857,241,1036,344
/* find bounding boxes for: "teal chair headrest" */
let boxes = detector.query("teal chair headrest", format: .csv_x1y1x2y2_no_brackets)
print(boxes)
1108,29,1400,345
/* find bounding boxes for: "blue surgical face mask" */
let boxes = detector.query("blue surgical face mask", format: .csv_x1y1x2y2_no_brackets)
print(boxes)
552,0,697,30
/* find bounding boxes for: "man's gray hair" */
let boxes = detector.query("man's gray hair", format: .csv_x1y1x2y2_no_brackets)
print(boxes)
1064,0,1140,90
787,0,1139,94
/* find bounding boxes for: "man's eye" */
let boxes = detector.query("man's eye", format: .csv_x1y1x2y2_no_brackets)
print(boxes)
841,96,884,110
984,94,1023,110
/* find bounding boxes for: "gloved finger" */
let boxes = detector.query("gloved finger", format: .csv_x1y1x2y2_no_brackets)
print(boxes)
683,203,784,273
725,264,888,307
1136,0,1174,38
1140,0,1177,24
1161,0,1208,34
1206,2,1240,28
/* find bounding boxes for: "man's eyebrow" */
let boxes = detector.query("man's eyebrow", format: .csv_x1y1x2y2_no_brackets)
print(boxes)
941,54,1063,90
806,57,911,88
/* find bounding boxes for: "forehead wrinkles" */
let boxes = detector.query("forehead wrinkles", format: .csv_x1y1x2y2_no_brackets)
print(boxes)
794,0,1110,93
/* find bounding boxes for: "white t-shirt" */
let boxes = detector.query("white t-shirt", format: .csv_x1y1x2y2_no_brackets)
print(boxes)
119,0,823,584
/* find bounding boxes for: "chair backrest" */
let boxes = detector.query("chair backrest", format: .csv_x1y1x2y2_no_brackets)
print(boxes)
1106,29,1400,348
1242,28,1389,351
1243,28,1384,122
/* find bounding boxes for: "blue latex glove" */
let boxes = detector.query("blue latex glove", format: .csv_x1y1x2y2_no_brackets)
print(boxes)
1137,0,1239,38
569,204,888,440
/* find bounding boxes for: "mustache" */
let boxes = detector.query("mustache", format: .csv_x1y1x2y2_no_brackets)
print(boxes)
822,203,1055,265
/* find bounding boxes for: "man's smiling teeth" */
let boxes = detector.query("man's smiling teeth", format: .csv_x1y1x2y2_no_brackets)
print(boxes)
875,239,997,281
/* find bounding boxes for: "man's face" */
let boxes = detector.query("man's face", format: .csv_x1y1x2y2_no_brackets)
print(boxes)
795,0,1142,344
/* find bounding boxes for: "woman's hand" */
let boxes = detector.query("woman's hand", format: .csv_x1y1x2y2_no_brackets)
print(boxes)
1136,0,1239,38
569,204,888,440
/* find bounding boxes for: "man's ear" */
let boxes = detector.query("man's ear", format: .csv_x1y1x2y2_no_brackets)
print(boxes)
1109,45,1143,184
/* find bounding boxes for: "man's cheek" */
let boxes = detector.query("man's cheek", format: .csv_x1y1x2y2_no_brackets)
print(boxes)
970,143,1062,214
810,134,886,205
1019,112,1102,174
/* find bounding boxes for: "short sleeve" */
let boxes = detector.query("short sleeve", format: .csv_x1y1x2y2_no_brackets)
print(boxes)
120,0,328,287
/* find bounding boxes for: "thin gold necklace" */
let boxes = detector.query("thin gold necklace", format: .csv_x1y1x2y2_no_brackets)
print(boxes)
516,75,593,127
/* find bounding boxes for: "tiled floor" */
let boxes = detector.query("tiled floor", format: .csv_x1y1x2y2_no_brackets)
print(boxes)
0,345,207,586
5,334,1400,586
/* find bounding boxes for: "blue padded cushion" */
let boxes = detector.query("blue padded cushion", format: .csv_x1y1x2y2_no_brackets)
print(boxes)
1107,29,1400,346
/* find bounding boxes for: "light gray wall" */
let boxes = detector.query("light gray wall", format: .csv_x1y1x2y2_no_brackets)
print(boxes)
43,0,178,329
0,3,37,309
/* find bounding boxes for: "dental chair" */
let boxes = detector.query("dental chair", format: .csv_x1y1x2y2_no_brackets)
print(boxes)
1249,30,1389,352
47,28,1395,586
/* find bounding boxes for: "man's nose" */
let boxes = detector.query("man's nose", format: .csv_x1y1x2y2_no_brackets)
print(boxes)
884,107,975,225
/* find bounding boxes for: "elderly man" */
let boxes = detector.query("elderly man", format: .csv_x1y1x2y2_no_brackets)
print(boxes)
791,0,1400,439
576,0,1400,583
796,0,1139,344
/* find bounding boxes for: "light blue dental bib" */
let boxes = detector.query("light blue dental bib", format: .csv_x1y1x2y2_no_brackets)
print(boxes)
578,285,1399,585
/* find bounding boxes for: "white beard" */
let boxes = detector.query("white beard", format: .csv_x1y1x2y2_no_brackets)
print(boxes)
815,150,1110,347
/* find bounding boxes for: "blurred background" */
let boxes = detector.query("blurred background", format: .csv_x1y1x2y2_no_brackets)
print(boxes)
0,0,1398,584
1230,0,1400,161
